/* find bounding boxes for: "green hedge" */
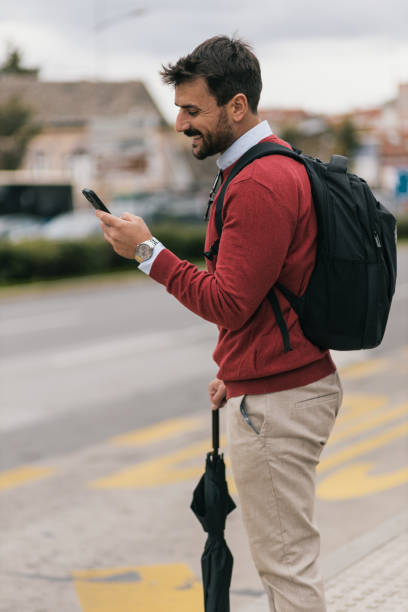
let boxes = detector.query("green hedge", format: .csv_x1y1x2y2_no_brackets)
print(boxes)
397,214,408,241
0,223,207,285
1,216,407,286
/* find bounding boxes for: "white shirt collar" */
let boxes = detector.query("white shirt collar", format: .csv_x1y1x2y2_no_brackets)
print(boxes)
217,120,273,171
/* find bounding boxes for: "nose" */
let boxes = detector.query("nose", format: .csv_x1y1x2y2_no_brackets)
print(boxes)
175,109,189,133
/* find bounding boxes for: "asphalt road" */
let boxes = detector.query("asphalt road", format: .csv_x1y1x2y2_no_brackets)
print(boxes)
0,247,407,612
0,276,218,470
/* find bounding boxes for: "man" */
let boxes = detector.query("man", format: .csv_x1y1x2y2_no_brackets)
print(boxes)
96,36,342,612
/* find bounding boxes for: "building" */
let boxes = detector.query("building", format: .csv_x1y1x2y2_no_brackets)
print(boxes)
259,83,408,201
0,74,194,210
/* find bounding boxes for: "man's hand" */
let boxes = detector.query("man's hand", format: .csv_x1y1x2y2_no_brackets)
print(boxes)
95,210,152,259
209,377,227,411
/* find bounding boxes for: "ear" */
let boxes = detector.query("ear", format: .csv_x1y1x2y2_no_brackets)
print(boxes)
228,93,249,123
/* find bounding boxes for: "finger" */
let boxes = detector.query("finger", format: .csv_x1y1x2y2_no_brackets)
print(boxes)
208,383,218,396
213,386,226,402
99,222,113,239
102,232,113,246
95,211,121,227
120,212,135,221
210,394,226,411
211,402,225,411
209,386,217,398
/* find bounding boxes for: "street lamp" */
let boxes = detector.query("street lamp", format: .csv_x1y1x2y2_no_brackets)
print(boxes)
92,4,147,79
95,7,147,31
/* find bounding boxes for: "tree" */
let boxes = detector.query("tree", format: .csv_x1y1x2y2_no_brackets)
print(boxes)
0,45,39,76
0,97,39,170
332,117,360,161
0,45,41,169
280,125,304,151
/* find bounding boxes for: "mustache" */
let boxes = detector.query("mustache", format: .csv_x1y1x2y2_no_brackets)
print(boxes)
184,129,202,137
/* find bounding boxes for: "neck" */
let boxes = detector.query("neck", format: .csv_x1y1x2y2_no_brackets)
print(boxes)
234,113,261,141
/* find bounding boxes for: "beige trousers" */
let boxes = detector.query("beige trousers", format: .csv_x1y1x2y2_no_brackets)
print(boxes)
226,372,342,612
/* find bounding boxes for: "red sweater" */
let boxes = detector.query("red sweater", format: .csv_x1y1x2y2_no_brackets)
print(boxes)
150,134,335,398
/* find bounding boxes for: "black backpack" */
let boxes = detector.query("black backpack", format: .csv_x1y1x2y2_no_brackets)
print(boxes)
204,141,397,352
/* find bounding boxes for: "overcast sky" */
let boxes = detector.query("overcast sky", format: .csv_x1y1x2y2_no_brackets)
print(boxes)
1,0,407,122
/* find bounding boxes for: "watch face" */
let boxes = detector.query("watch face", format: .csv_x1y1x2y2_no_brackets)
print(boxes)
136,243,153,262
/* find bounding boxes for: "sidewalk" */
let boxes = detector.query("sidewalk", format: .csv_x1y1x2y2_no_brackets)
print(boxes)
239,511,408,611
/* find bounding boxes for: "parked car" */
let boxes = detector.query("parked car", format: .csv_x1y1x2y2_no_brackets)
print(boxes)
0,215,46,241
41,210,101,240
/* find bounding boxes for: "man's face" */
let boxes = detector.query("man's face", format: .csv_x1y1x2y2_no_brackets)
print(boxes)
174,77,235,160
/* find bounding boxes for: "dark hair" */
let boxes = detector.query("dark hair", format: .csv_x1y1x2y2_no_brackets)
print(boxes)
160,36,262,113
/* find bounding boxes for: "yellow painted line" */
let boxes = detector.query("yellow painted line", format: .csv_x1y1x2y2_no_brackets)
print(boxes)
339,358,388,380
317,461,408,500
335,394,388,425
0,465,55,491
318,421,408,473
330,402,408,444
73,563,203,612
91,440,209,489
90,436,235,492
110,415,206,447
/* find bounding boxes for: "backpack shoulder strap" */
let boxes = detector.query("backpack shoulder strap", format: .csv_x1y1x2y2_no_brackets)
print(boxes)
213,141,301,239
205,141,302,354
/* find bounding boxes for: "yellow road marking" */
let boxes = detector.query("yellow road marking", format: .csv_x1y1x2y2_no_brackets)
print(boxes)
330,402,408,444
73,564,203,612
90,436,236,493
339,358,388,379
317,461,408,500
0,465,55,491
93,406,408,497
318,421,408,473
110,415,205,447
91,440,209,489
335,394,388,425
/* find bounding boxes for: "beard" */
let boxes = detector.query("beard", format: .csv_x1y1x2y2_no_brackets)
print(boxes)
184,108,234,160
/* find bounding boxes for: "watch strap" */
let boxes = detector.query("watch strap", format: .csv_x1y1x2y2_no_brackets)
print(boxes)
134,237,159,263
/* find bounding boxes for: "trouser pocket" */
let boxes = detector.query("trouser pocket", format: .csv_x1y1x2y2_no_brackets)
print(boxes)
239,394,266,435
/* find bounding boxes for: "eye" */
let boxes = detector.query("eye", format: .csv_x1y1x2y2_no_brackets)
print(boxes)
188,109,199,117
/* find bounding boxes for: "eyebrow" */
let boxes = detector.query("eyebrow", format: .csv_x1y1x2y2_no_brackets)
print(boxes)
175,103,200,110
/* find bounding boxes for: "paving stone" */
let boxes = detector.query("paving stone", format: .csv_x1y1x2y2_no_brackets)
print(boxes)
239,530,408,611
325,531,408,611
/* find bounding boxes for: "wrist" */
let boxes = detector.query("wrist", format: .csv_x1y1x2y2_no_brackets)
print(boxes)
134,236,159,264
137,240,166,275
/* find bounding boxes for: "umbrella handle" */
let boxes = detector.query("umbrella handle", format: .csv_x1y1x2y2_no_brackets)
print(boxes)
212,408,219,454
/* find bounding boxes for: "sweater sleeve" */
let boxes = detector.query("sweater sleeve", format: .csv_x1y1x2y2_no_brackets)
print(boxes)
149,176,297,330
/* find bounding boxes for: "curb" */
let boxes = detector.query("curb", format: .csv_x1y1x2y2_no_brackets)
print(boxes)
238,510,408,611
322,509,408,582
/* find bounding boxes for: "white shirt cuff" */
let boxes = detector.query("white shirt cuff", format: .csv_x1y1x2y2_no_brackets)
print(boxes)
138,241,166,275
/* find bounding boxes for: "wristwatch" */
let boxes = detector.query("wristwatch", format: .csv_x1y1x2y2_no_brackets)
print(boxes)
134,237,159,263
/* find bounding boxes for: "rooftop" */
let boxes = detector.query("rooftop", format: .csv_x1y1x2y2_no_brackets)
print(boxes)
0,75,166,126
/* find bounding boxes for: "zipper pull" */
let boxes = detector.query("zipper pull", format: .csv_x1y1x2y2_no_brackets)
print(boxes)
374,231,381,248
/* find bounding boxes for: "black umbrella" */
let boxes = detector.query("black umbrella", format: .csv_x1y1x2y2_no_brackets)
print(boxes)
191,408,236,612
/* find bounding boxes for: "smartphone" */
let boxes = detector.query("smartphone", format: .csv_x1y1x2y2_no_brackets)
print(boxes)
82,189,111,214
